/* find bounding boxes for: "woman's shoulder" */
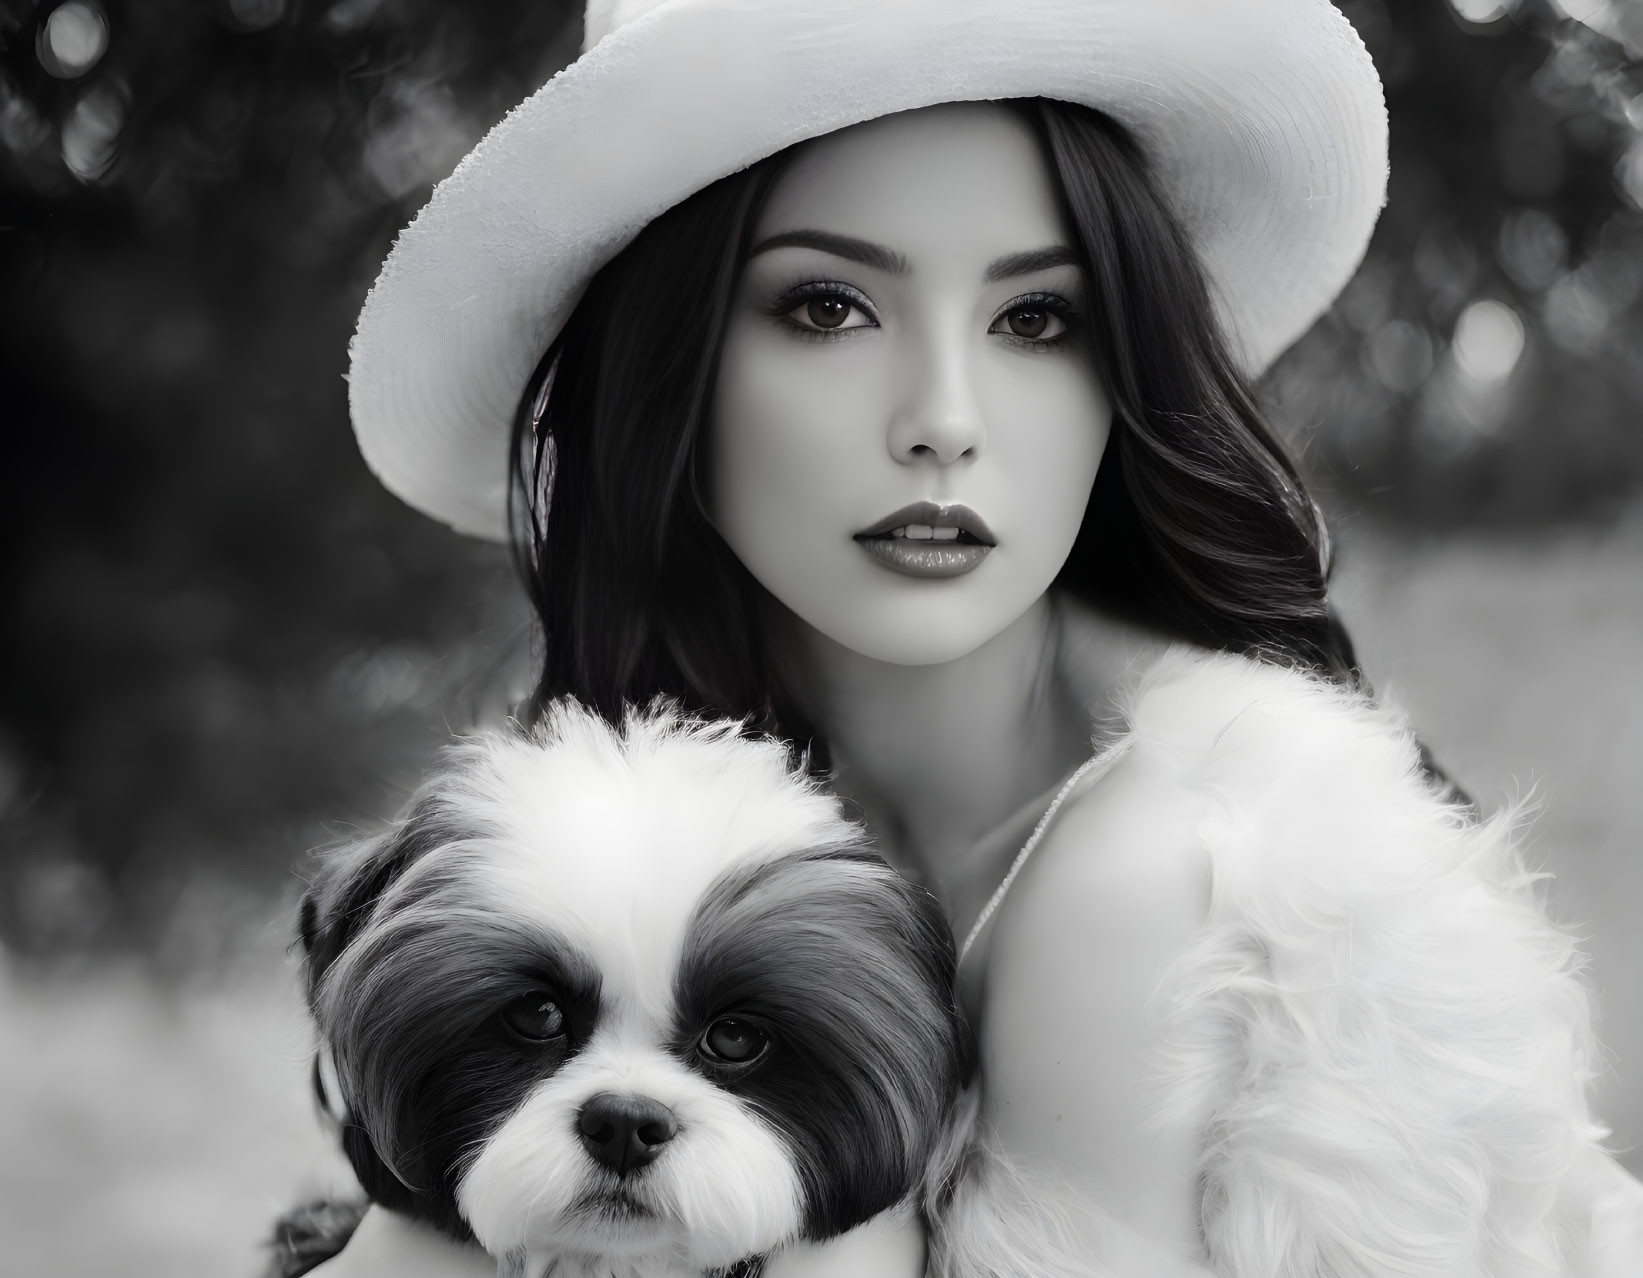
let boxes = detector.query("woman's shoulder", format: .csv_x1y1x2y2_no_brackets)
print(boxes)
969,696,1217,1269
1579,1149,1643,1277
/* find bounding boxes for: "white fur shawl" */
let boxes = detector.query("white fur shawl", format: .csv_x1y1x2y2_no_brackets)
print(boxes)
931,648,1642,1278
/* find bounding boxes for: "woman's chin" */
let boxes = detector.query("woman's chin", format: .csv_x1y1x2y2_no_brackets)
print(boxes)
793,585,1052,668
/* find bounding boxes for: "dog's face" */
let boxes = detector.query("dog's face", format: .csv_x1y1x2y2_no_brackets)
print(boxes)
300,702,964,1275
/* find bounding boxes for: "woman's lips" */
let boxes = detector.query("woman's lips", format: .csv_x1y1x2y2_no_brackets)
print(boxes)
853,502,995,579
854,501,996,544
856,535,991,578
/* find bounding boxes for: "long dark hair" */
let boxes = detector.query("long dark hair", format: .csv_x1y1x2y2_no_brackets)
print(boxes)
509,98,1358,744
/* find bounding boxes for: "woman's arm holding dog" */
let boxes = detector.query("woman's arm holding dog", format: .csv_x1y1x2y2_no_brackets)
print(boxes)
301,1206,495,1277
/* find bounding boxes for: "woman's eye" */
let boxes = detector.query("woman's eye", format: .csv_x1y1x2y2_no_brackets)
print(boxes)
990,302,1071,344
778,289,874,334
500,991,566,1042
698,1016,770,1067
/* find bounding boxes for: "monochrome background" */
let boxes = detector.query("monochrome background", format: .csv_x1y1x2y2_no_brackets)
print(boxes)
2,0,1640,1273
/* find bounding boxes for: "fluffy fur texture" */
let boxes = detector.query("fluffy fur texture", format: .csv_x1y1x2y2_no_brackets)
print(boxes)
296,700,965,1278
928,647,1636,1278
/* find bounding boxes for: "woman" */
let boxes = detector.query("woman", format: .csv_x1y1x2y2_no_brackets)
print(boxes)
312,1,1643,1274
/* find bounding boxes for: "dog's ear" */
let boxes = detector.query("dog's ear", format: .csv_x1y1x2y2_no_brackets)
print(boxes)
297,804,448,996
298,798,467,1223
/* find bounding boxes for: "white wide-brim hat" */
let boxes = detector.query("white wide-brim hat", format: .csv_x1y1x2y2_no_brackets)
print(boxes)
349,0,1387,541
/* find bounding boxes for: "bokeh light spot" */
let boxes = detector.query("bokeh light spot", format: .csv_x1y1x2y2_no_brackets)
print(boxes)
60,83,124,181
1448,0,1513,24
1498,209,1569,291
0,79,54,160
1453,300,1527,382
363,85,476,199
1548,0,1618,33
1544,273,1611,352
321,0,385,35
1619,139,1643,210
1365,319,1435,394
38,2,109,79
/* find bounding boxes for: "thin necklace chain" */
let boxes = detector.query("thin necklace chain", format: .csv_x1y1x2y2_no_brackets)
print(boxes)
957,735,1134,967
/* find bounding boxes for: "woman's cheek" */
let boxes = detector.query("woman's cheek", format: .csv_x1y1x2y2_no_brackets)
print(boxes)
708,330,884,570
981,355,1111,573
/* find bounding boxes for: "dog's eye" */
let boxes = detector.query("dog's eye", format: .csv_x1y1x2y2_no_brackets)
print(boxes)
500,991,566,1042
699,1017,769,1067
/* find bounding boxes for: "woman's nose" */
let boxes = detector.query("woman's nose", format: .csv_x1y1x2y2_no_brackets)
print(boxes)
886,334,987,465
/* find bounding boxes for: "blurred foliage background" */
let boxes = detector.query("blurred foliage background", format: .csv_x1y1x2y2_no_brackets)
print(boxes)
1273,0,1643,523
0,0,1641,1271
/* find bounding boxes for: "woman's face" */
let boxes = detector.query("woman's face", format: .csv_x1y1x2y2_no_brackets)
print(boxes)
708,102,1111,667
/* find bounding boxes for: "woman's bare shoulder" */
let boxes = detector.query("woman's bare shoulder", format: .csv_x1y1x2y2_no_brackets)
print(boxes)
974,743,1214,1261
988,750,1212,1007
979,736,1214,1047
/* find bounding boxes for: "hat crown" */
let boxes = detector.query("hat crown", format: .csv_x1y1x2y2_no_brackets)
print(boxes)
583,0,673,52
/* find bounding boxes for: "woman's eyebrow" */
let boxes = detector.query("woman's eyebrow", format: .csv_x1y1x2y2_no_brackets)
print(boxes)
748,230,1079,282
749,230,909,274
982,245,1081,281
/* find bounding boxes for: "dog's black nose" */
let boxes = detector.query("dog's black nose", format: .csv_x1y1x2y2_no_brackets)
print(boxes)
576,1092,678,1174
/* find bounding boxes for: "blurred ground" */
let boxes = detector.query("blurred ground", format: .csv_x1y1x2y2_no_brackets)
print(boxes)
3,518,1639,1278
0,932,352,1278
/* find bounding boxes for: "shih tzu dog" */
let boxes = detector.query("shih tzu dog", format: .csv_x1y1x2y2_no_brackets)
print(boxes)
279,698,969,1278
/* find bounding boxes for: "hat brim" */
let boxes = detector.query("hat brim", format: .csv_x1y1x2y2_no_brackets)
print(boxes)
349,0,1387,540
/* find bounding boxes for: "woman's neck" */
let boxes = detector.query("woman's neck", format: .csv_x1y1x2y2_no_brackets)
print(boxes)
780,594,1102,888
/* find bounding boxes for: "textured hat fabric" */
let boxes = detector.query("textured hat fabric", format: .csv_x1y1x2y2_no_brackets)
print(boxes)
349,0,1388,541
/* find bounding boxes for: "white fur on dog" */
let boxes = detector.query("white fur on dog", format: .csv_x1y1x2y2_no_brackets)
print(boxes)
320,704,858,1272
425,701,855,1026
460,1030,801,1271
